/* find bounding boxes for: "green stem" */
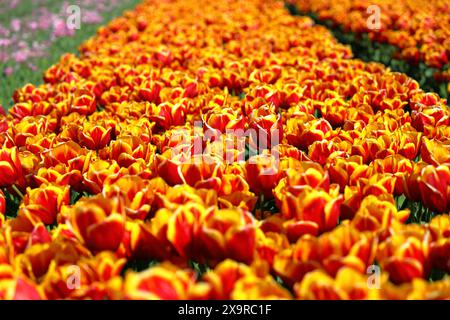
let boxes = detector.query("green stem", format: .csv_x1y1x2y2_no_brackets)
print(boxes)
11,184,24,199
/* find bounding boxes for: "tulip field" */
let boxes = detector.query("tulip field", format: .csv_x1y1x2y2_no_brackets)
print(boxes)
0,0,449,300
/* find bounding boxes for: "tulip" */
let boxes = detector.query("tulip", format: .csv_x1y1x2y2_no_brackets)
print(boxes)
71,93,97,115
123,262,195,300
145,101,186,132
248,105,282,151
351,195,409,232
20,184,70,225
318,223,377,276
77,123,115,150
0,190,5,216
42,252,126,300
294,268,380,300
377,232,431,284
286,116,333,151
202,106,246,136
417,164,450,213
15,236,91,281
100,135,155,167
0,146,24,188
67,195,125,252
246,153,281,198
273,236,321,286
420,137,450,166
281,187,342,240
82,160,124,194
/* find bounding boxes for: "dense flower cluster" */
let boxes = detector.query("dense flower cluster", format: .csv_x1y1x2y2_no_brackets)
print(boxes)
291,0,450,71
0,0,449,299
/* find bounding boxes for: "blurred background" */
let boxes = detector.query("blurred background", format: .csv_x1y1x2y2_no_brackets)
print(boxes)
0,0,140,111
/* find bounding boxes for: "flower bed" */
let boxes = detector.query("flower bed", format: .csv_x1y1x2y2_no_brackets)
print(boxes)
0,0,449,299
286,0,450,99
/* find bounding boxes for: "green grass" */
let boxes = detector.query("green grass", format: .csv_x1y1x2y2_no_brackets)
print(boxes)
0,0,142,111
0,0,64,26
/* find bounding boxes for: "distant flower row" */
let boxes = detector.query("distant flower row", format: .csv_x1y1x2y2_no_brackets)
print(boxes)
291,0,450,70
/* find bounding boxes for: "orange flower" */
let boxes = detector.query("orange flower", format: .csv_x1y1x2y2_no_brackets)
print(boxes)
137,80,163,104
41,141,91,174
33,165,82,189
178,155,225,190
67,195,126,252
246,153,281,198
281,187,342,240
82,159,124,194
428,215,450,272
274,161,331,204
351,195,409,232
155,150,188,186
20,184,70,225
162,203,257,263
248,105,282,151
154,184,217,211
230,272,292,299
15,235,91,281
76,122,115,150
0,190,5,216
0,265,43,300
328,156,364,191
372,155,413,195
145,101,186,132
320,99,348,127
191,259,291,299
103,176,168,220
273,236,321,286
202,106,246,135
286,116,333,151
41,252,126,299
196,208,257,264
71,91,97,115
377,231,431,284
10,115,57,147
255,231,290,267
358,173,396,198
123,262,196,300
308,140,344,166
318,223,377,276
0,146,24,188
294,268,380,300
378,277,450,300
100,135,156,167
417,164,450,213
128,220,172,261
421,137,450,166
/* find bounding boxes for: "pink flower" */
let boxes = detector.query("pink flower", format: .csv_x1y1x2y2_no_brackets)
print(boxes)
38,16,52,30
28,63,38,71
11,19,21,32
13,50,27,62
9,0,19,9
0,38,11,47
83,11,103,24
4,67,14,76
52,18,75,38
28,21,39,31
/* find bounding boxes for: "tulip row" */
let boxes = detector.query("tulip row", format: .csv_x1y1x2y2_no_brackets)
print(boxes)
290,0,450,69
0,0,449,299
287,0,450,98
